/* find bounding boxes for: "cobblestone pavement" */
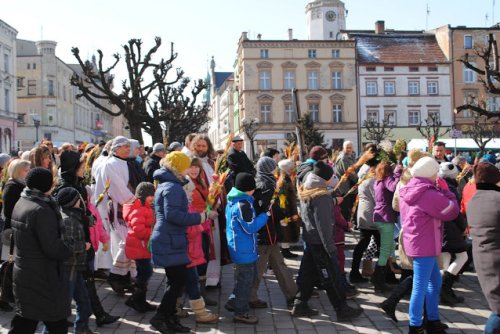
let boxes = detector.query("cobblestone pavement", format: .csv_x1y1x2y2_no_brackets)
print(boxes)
0,232,489,333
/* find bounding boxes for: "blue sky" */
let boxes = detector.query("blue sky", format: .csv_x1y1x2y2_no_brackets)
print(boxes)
3,0,498,81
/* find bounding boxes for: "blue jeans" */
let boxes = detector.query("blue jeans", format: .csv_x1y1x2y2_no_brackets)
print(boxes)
185,267,201,300
233,262,257,315
409,256,442,326
135,258,153,286
485,312,500,334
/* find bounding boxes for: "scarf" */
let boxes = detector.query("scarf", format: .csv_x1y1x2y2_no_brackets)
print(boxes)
21,188,62,221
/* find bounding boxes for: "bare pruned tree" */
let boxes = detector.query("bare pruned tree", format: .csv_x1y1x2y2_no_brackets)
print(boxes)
363,115,394,144
240,118,260,161
464,115,499,157
70,38,208,144
456,33,500,120
416,112,450,143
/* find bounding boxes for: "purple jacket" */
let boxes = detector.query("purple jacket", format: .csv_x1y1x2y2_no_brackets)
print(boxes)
373,166,402,224
399,177,459,257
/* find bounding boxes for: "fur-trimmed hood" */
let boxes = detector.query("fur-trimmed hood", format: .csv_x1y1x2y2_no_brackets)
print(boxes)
298,173,331,202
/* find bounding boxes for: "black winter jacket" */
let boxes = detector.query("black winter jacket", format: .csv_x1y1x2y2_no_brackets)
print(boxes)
442,179,468,253
1,179,25,230
144,154,162,183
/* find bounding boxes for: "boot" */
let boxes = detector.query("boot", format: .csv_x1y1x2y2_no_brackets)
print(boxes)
361,259,374,277
408,325,425,334
85,276,120,326
441,272,464,305
426,320,449,334
199,277,217,306
125,283,156,312
385,264,400,285
379,275,412,322
150,312,174,334
336,304,363,321
370,265,390,292
107,272,127,295
349,270,368,283
176,297,189,318
291,299,319,317
189,298,219,324
165,315,191,333
388,257,402,274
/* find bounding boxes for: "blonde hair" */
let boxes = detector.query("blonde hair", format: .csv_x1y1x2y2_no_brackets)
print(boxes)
8,159,31,180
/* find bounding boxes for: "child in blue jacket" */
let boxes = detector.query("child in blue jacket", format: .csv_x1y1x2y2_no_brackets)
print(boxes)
225,172,268,325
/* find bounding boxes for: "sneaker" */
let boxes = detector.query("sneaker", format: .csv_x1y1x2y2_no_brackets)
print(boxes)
336,304,363,322
233,313,258,324
249,299,268,309
224,298,235,312
281,248,299,258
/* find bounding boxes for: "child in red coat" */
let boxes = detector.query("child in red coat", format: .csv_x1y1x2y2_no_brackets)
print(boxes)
123,182,156,313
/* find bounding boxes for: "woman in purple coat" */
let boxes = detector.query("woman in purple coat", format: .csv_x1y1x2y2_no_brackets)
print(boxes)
371,161,402,292
400,157,459,334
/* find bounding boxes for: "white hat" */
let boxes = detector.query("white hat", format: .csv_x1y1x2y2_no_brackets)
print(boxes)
153,143,165,152
438,162,459,180
278,159,295,174
111,136,130,152
410,156,440,179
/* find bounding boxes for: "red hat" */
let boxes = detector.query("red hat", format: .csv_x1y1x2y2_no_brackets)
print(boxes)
309,146,328,161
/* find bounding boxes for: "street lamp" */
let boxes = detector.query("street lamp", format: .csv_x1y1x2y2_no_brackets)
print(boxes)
32,115,40,144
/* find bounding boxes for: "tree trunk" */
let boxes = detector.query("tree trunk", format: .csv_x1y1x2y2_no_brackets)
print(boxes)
249,139,255,162
150,122,164,145
128,123,144,144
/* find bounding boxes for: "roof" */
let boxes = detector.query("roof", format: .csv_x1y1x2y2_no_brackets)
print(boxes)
408,138,500,150
16,39,38,56
214,72,233,90
354,34,447,64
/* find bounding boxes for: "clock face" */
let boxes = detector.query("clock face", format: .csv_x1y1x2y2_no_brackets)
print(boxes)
326,10,337,22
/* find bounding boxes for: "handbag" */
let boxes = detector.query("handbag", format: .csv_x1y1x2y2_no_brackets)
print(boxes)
0,233,15,303
397,229,413,270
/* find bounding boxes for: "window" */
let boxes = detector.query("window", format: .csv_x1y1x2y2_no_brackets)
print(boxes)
384,110,396,126
332,104,342,123
408,110,420,125
285,103,296,122
261,104,271,123
384,81,395,95
367,110,378,122
427,81,438,95
428,110,440,123
308,71,319,90
27,63,31,70
63,87,67,101
488,96,498,112
329,31,334,38
384,67,394,72
464,35,473,49
409,66,419,72
309,103,319,122
28,80,36,95
44,133,52,141
4,89,10,112
308,49,317,58
408,81,419,95
259,71,271,90
332,71,342,89
260,49,269,59
17,113,26,124
332,49,340,58
3,54,9,72
284,71,295,90
366,81,377,96
33,63,36,70
464,65,476,83
48,80,54,96
366,66,376,72
428,66,438,72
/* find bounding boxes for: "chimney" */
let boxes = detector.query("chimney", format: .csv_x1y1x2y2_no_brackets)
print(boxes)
242,32,248,40
375,20,385,34
288,28,293,40
257,33,262,40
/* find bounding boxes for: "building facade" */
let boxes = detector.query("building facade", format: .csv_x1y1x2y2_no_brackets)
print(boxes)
0,19,18,153
306,0,347,40
433,25,500,132
345,24,452,145
235,31,358,155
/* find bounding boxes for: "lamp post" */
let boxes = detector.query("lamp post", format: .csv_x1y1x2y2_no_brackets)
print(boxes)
32,115,41,144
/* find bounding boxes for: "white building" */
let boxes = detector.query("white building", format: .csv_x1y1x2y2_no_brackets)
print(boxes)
0,19,18,153
306,0,347,40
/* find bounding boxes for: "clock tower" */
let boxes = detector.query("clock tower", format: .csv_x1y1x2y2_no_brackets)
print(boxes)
306,0,346,40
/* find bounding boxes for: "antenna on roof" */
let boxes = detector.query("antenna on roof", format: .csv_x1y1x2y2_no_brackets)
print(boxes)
426,3,430,31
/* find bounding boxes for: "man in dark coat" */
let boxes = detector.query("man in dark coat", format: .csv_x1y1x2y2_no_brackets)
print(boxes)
227,136,255,178
467,162,500,334
9,167,71,333
144,143,166,183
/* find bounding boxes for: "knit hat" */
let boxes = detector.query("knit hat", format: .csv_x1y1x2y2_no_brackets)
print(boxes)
26,167,54,193
111,136,130,152
59,150,81,174
235,172,256,192
410,156,440,179
407,149,431,168
0,153,11,168
256,156,277,174
168,142,182,151
165,151,191,174
309,146,328,161
474,162,500,185
313,160,334,181
56,187,80,208
153,143,165,152
278,159,295,174
135,182,156,204
438,162,459,180
481,154,497,165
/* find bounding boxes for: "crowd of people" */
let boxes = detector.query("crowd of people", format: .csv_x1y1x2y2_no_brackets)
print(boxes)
0,135,498,334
